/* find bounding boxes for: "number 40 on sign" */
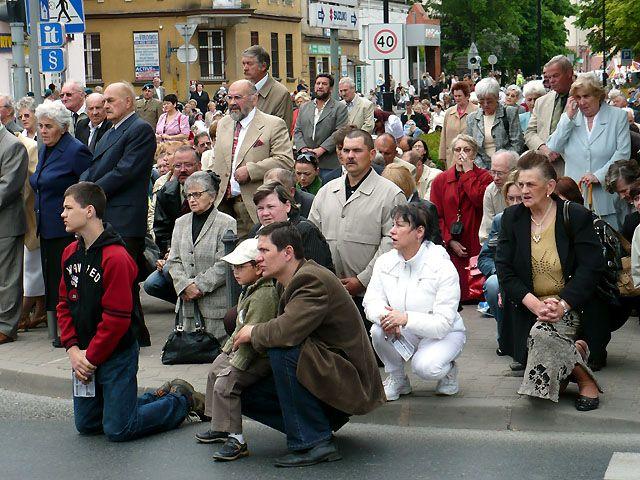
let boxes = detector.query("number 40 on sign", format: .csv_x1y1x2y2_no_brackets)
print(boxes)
368,23,404,60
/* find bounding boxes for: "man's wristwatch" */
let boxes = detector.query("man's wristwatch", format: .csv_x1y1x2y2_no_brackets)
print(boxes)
559,299,569,315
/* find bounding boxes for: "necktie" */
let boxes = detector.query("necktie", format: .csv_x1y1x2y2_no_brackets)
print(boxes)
550,93,567,134
226,122,243,199
89,127,98,152
73,112,79,126
180,198,190,216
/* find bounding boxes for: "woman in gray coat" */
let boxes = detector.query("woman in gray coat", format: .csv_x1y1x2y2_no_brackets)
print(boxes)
467,77,524,169
167,171,237,340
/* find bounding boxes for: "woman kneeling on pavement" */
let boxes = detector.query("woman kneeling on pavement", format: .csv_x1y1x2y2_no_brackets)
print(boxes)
495,151,604,411
363,203,466,401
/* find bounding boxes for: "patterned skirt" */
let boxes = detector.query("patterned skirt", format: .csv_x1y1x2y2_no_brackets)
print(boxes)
518,312,601,402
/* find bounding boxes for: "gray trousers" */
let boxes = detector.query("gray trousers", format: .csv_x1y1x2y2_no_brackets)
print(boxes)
0,236,24,339
204,352,271,433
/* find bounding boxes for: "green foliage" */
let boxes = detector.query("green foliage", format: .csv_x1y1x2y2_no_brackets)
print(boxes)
425,0,576,77
575,0,640,55
419,131,445,170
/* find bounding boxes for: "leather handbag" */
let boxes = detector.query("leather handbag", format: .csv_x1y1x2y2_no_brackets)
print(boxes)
465,255,485,302
161,299,221,365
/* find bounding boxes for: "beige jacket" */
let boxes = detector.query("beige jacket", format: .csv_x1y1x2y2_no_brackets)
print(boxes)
343,95,375,133
439,102,478,168
417,165,442,200
167,208,237,320
478,181,507,245
257,75,294,130
212,109,294,222
525,90,564,175
18,134,39,250
308,169,406,288
393,156,416,175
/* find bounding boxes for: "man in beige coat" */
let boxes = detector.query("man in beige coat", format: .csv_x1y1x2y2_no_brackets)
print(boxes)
233,222,385,467
525,55,574,176
339,77,375,133
309,129,406,329
242,45,293,129
211,80,294,238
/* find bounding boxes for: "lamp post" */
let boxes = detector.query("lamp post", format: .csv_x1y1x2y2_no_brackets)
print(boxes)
601,0,606,86
536,0,541,77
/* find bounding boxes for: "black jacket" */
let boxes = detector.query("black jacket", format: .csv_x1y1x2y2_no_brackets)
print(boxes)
153,179,183,255
495,198,606,363
294,189,315,219
75,118,112,152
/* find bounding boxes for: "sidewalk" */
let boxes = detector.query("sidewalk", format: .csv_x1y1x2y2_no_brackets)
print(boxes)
2,292,640,433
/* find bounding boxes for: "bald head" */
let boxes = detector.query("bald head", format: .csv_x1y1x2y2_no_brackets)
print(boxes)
374,133,398,165
104,82,136,124
228,80,258,122
229,79,258,96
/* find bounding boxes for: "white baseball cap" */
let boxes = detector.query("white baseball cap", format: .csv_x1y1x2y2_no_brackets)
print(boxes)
221,238,259,265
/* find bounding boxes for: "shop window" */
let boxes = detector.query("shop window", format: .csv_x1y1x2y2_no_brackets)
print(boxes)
84,33,102,82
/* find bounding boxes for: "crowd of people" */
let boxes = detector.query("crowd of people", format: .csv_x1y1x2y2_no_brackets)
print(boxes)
1,47,640,466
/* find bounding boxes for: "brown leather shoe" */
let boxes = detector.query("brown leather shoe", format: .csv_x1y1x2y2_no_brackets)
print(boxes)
0,332,15,344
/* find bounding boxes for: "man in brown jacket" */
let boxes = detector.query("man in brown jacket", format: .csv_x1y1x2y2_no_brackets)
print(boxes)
233,222,385,467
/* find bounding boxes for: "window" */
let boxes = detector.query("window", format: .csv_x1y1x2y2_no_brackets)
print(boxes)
285,34,293,79
309,56,316,87
250,31,259,46
270,33,279,79
84,33,102,82
198,30,225,80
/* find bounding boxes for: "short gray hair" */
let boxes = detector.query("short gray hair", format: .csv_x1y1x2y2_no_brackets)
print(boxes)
545,55,573,73
62,79,85,93
506,84,522,102
16,96,37,112
242,45,270,70
474,78,500,100
338,77,356,89
492,150,519,170
450,133,478,154
0,94,14,112
35,100,72,130
522,80,546,99
184,171,219,194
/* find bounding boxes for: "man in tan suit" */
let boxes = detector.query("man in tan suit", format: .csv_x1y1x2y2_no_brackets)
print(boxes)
211,80,294,238
339,77,374,133
135,83,163,128
241,45,293,129
525,55,574,176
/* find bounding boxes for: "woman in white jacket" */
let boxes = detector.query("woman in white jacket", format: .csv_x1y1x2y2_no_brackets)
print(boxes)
363,203,466,401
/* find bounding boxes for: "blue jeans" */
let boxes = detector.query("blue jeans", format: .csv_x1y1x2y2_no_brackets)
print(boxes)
240,346,348,451
73,342,188,442
483,274,504,349
143,264,177,304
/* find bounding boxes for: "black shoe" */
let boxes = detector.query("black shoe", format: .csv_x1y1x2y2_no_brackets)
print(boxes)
588,358,607,371
195,429,228,444
496,348,506,356
274,439,342,468
52,337,63,348
213,437,249,461
509,361,525,371
575,395,599,411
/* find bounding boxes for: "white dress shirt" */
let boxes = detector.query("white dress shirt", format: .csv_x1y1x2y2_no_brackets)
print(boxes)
230,107,257,196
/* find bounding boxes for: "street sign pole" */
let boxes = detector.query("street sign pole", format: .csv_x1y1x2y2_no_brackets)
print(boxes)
175,23,197,100
330,29,339,100
382,0,393,111
184,31,190,99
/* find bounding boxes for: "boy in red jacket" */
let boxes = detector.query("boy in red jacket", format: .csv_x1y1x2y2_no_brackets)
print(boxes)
58,181,203,441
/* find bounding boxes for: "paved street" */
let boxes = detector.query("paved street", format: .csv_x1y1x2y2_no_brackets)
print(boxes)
1,388,640,480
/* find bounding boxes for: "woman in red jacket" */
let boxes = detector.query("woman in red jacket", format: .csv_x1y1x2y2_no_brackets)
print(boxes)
430,134,492,301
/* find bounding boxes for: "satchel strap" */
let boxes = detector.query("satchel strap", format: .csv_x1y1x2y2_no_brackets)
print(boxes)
175,299,206,332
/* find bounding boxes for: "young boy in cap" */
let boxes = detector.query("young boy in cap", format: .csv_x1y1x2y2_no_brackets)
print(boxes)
58,181,203,441
196,238,279,461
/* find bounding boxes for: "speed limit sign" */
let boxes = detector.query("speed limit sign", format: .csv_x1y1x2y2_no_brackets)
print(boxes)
368,23,404,60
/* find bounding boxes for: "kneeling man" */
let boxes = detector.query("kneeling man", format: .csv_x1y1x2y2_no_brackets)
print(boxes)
233,222,385,467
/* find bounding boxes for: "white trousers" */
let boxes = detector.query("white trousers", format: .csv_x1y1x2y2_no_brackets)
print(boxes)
371,323,466,380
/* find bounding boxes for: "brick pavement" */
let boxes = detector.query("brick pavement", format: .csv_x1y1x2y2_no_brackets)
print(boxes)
1,291,640,432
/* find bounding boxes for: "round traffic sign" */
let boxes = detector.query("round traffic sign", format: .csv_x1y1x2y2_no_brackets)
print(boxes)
374,29,398,55
488,54,497,65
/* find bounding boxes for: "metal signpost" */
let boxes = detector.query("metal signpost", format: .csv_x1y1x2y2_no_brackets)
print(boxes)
175,23,197,98
621,49,633,67
488,54,497,72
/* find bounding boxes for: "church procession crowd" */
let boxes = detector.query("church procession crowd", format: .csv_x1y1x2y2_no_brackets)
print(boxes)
2,44,640,466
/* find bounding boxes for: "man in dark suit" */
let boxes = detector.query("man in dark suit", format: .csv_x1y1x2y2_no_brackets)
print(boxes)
293,74,348,177
75,93,112,153
0,126,28,344
81,82,156,345
60,80,87,135
190,83,210,117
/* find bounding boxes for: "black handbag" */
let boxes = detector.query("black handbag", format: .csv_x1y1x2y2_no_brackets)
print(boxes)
161,300,221,365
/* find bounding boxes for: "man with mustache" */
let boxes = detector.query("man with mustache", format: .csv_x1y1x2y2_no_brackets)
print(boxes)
210,79,294,238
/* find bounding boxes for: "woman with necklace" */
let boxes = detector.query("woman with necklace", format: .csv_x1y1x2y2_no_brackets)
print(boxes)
495,152,605,411
547,73,630,229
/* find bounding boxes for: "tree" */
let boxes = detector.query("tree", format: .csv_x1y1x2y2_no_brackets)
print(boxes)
425,0,576,77
575,0,640,55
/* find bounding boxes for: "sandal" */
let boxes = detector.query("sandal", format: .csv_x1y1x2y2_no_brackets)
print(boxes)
575,395,599,411
575,340,590,363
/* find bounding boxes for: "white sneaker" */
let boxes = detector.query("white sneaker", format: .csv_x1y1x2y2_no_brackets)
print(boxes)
383,375,412,401
435,362,459,396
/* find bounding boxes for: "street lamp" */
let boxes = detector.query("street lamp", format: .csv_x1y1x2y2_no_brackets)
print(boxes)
601,0,606,86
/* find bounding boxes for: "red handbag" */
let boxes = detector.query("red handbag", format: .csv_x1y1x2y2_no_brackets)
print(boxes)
464,255,485,302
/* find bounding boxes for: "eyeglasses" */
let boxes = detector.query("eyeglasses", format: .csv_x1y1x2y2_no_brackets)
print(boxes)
226,95,248,102
186,191,208,199
490,170,508,177
173,163,196,170
60,92,79,97
18,113,31,119
198,142,212,147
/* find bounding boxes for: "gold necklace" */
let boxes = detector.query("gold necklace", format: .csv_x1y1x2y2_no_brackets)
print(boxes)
531,200,553,243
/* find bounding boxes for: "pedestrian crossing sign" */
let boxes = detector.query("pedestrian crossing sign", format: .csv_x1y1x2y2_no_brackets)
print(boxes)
44,0,85,34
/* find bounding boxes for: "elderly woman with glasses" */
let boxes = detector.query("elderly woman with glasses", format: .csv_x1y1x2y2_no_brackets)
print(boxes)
467,77,524,169
16,96,38,140
167,171,237,339
547,73,631,229
430,134,492,301
29,100,92,345
504,84,526,113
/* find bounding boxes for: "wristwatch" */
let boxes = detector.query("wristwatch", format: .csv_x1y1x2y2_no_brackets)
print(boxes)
559,299,569,315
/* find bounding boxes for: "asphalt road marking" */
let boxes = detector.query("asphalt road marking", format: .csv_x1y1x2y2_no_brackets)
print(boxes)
604,452,640,479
